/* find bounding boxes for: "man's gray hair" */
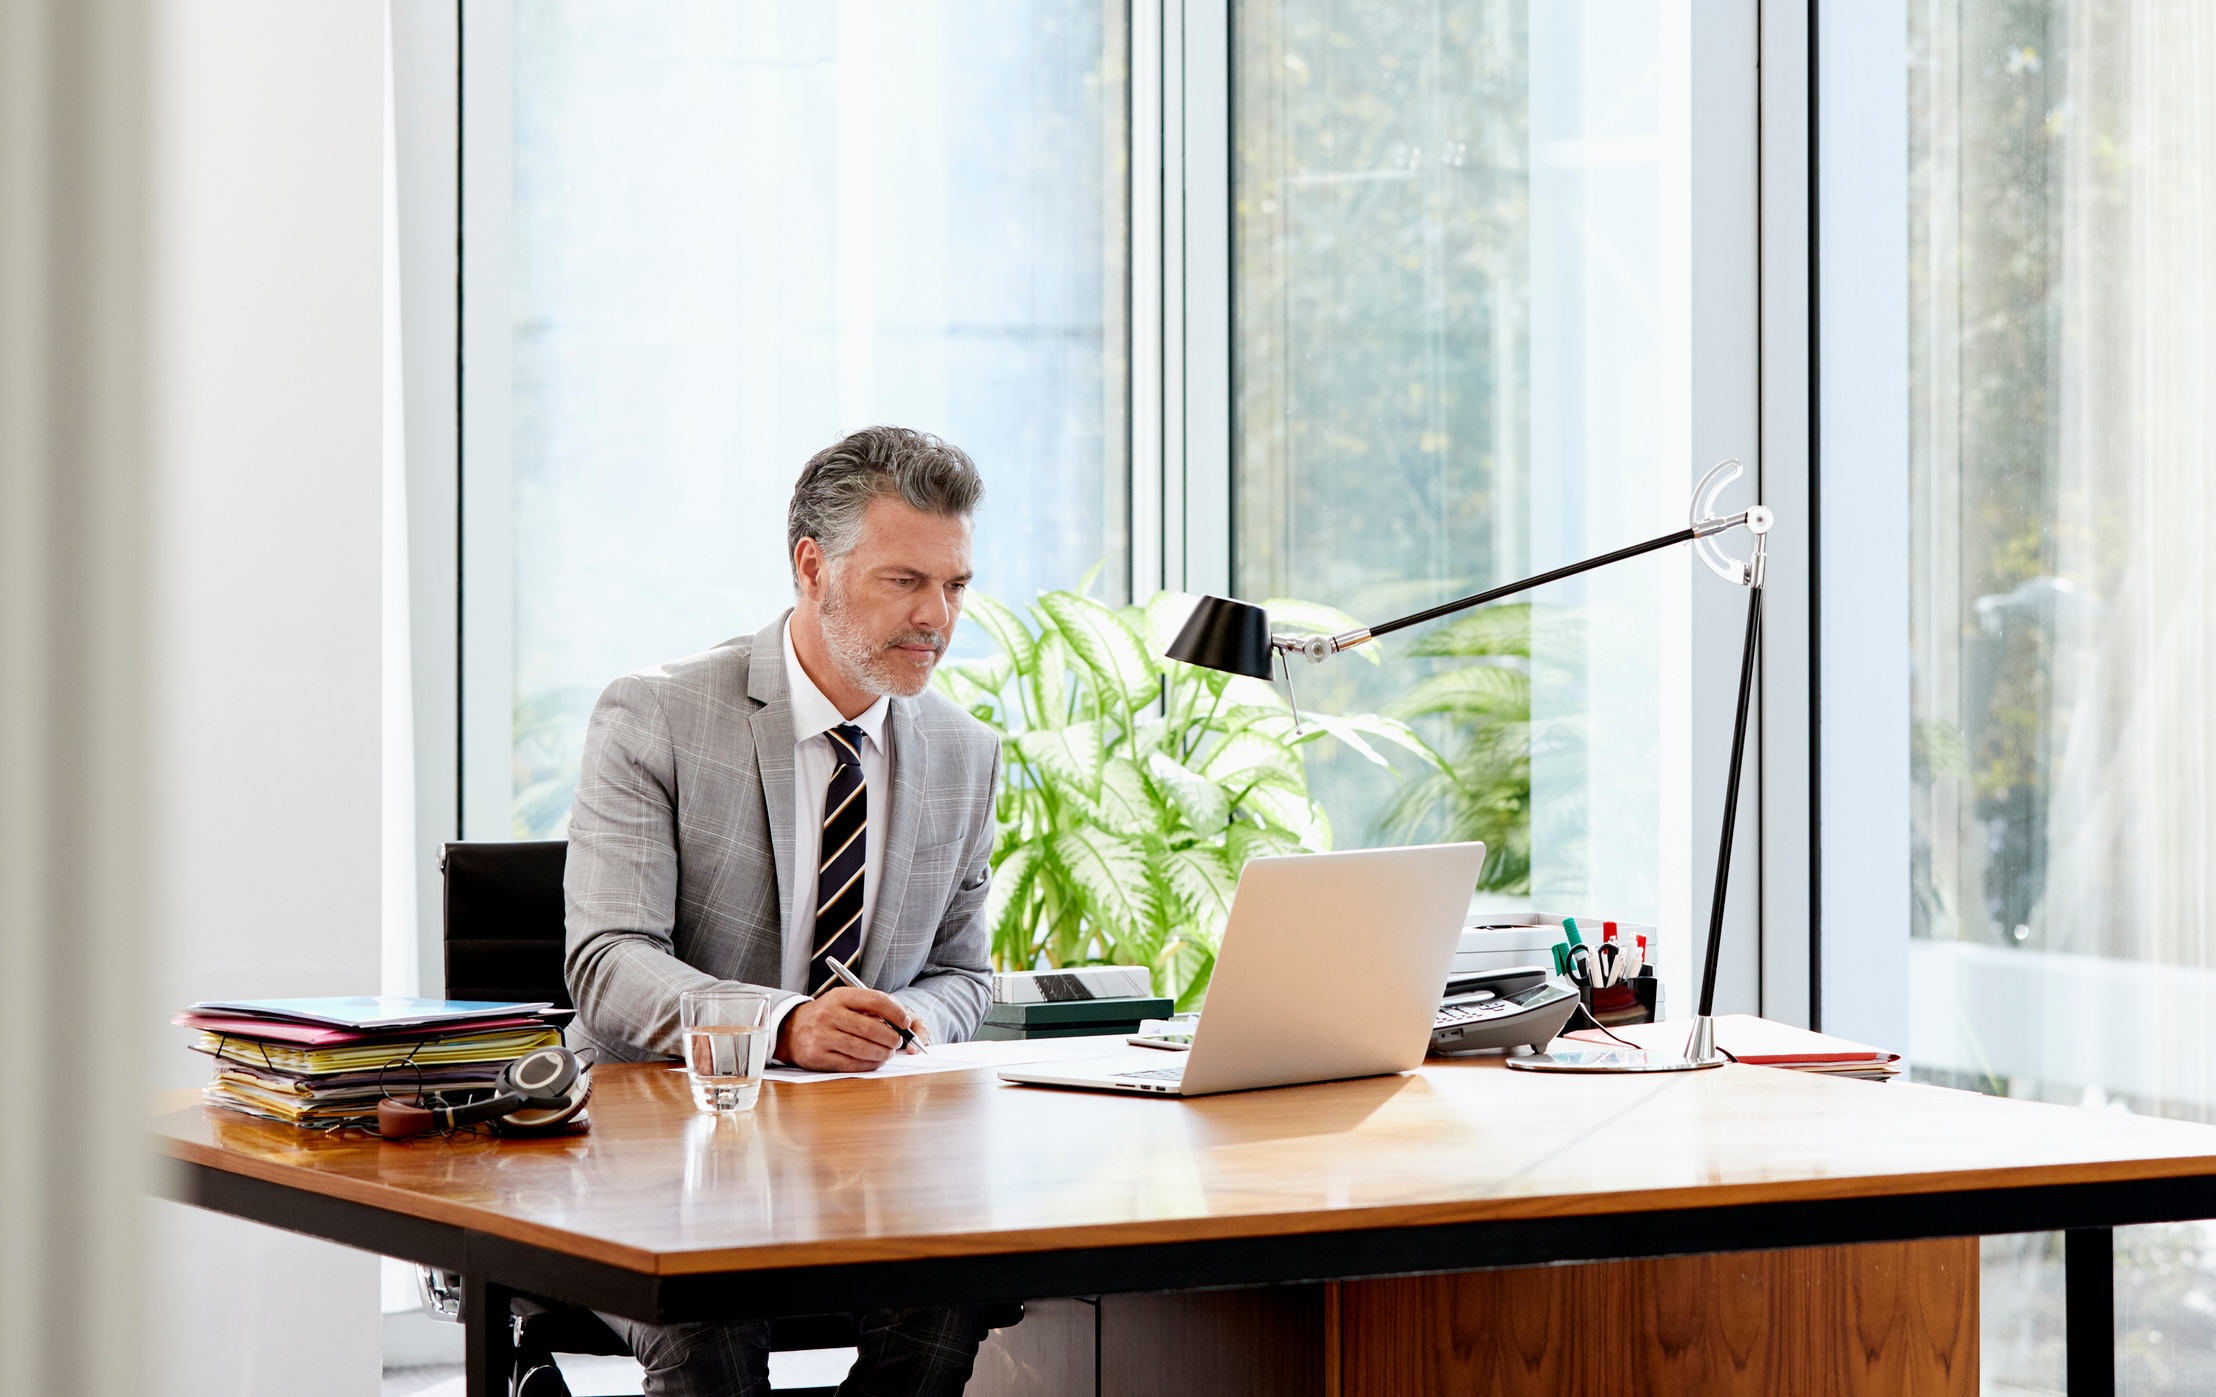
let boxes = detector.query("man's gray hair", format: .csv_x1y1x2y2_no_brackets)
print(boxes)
787,426,983,582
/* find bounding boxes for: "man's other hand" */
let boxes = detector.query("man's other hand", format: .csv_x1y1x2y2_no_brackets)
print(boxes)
777,988,928,1072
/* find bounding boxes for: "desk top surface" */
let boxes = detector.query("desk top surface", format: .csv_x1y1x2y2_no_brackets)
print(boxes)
153,1041,2216,1277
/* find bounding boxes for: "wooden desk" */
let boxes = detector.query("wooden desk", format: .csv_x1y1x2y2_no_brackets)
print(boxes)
154,1051,2216,1396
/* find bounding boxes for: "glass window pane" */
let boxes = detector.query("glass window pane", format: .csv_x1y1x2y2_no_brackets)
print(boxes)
1235,0,1684,934
504,1,1128,836
1906,1,2216,1386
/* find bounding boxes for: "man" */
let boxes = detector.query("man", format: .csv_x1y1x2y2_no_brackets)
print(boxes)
565,426,1004,1397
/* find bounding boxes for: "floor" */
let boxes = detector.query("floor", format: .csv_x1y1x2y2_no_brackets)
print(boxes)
383,1348,860,1396
381,1262,858,1395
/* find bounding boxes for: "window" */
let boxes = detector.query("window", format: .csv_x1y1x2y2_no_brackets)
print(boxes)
1234,0,1758,1000
464,1,1129,838
1904,0,2216,1383
1234,0,1531,875
456,1,1762,1002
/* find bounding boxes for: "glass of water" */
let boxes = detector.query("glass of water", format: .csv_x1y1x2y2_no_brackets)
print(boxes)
680,987,772,1113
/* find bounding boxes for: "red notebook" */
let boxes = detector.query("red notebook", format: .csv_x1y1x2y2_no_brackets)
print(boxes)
1567,1014,1893,1066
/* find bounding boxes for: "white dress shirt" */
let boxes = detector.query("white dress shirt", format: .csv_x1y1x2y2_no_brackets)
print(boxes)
767,620,890,1050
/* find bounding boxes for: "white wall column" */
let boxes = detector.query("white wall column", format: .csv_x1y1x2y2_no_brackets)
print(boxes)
0,0,153,1391
142,2,388,1392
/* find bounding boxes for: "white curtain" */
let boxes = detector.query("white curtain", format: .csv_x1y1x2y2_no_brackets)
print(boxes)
0,0,153,1393
2039,1,2216,969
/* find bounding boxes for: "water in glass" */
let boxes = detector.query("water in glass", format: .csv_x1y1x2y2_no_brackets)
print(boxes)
685,1023,768,1113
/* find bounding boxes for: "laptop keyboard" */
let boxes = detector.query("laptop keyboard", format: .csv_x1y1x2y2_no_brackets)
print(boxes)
1115,1067,1185,1081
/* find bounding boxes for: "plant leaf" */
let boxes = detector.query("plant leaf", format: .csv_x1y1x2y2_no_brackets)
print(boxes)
1222,704,1299,742
1168,940,1217,1012
1091,755,1157,837
1029,623,1073,728
1142,590,1201,657
1226,822,1307,866
1159,844,1236,930
1222,674,1290,710
934,655,1012,710
1405,601,1532,658
1301,711,1449,773
1015,720,1105,800
963,592,1036,673
1145,750,1230,834
1239,782,1332,849
1039,590,1157,712
985,843,1042,968
1288,710,1390,767
1385,665,1531,721
1049,825,1155,946
1202,729,1307,793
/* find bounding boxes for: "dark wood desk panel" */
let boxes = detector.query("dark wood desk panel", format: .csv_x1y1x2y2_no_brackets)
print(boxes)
1332,1238,1980,1397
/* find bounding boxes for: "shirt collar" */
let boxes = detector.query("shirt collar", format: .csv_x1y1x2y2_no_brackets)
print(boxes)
781,618,890,750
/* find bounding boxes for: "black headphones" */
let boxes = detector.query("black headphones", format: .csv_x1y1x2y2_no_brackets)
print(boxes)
377,1045,592,1139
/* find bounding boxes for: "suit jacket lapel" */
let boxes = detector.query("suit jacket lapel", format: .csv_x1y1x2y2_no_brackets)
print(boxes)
746,613,797,938
858,695,926,986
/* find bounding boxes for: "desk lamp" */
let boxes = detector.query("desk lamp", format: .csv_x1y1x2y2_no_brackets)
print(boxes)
1166,460,1771,1072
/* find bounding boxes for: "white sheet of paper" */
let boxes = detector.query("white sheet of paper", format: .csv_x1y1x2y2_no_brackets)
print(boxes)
759,1036,1115,1084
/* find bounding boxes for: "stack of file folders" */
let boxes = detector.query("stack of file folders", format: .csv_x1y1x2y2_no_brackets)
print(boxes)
176,997,569,1128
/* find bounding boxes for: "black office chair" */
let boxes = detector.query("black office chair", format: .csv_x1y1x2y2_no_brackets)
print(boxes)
436,840,865,1397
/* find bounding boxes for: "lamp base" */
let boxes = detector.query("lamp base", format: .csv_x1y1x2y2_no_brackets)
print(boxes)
1503,1014,1729,1074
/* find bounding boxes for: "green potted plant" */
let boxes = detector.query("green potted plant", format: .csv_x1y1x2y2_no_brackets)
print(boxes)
936,587,1441,1008
1372,601,1586,894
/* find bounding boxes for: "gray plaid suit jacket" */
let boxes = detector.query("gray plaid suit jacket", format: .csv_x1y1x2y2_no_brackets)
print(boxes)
564,612,999,1062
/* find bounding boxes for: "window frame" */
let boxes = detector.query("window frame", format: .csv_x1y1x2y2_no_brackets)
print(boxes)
416,0,1797,1017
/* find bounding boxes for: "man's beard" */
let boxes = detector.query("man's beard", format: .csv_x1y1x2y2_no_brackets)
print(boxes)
820,577,945,698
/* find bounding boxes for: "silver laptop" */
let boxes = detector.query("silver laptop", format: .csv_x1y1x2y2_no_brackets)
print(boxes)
999,842,1485,1097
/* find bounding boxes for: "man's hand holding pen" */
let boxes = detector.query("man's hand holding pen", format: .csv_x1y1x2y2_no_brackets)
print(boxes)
775,986,930,1072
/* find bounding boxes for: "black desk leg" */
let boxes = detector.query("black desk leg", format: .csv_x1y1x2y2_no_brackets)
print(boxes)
464,1273,518,1397
2066,1226,2115,1397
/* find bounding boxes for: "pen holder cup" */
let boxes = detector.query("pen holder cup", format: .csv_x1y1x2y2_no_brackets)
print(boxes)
1581,971,1658,1028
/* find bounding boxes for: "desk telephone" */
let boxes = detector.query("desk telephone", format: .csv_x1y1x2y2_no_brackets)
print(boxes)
1430,966,1580,1055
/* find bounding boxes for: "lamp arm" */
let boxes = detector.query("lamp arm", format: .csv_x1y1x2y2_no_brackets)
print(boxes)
1277,509,1769,663
1252,488,1772,1059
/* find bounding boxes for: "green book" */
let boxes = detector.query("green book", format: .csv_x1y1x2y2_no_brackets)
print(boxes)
982,996,1172,1028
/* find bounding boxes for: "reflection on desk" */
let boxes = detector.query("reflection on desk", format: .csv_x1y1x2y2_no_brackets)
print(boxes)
155,1047,2216,1281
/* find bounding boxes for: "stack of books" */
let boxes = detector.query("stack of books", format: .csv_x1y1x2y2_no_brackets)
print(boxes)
177,997,569,1128
978,966,1170,1041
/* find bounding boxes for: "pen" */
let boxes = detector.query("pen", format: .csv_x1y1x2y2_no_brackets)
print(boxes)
822,954,928,1054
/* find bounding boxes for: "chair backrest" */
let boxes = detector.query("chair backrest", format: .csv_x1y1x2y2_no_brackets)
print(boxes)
441,840,571,1008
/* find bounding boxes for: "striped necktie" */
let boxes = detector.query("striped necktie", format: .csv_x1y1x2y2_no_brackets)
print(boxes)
810,722,868,995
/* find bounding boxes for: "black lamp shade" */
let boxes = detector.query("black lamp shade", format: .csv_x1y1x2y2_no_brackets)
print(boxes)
1164,595,1275,680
